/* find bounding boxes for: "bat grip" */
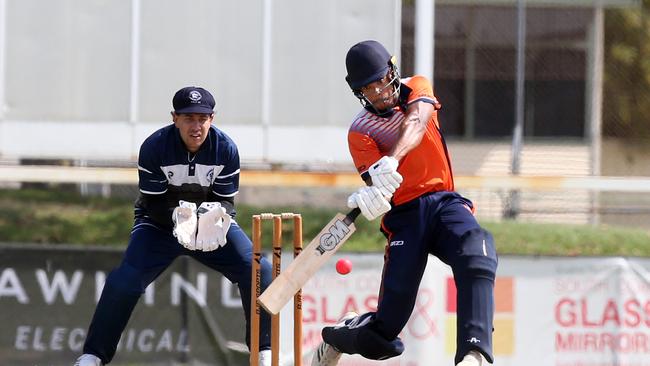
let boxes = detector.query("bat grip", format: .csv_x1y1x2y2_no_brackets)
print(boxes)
345,207,361,224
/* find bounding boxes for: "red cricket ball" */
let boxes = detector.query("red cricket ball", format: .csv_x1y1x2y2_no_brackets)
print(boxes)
335,258,352,275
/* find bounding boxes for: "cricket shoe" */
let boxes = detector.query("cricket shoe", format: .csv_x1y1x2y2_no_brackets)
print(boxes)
311,312,359,366
73,354,102,366
456,350,483,366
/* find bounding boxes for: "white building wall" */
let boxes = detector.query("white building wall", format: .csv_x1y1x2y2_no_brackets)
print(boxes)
0,0,400,163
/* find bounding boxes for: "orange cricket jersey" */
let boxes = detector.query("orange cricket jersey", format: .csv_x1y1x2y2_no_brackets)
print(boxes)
347,75,454,206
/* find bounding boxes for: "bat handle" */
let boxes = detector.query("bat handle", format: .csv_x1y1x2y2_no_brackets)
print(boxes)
345,207,361,224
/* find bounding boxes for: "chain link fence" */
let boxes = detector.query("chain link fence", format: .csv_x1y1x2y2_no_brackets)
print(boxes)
398,0,650,228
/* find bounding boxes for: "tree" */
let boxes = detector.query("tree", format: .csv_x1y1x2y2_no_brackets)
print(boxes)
604,0,650,139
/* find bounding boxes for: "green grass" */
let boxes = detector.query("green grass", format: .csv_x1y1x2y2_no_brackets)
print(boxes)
0,188,133,245
1,188,649,256
234,205,386,252
484,220,650,256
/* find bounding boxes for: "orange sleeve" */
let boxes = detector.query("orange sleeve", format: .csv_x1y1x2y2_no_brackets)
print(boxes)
406,75,434,103
405,75,442,127
348,131,382,174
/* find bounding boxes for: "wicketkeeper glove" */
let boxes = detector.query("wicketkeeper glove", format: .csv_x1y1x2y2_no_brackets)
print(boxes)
347,186,392,221
368,156,403,199
195,202,232,251
172,200,198,249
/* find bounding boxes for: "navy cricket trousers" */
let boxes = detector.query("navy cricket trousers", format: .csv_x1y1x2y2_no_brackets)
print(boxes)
82,219,272,364
377,191,498,363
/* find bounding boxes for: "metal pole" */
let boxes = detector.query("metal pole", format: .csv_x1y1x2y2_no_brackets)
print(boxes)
586,5,604,225
414,0,434,82
179,256,189,364
0,0,6,122
261,0,273,162
129,0,141,159
393,0,403,68
505,0,527,219
588,7,603,178
464,8,476,139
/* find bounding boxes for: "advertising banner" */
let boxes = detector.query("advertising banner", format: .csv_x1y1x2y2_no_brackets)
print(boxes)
505,256,650,366
0,245,250,365
292,253,446,366
2,245,650,365
288,255,650,366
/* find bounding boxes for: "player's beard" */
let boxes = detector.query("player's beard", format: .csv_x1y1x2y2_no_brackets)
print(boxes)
372,93,398,115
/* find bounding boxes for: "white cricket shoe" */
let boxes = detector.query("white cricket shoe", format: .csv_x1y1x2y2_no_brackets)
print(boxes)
311,312,358,366
456,350,483,366
73,354,102,366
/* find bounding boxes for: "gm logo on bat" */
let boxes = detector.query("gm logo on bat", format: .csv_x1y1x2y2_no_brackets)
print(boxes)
316,220,350,255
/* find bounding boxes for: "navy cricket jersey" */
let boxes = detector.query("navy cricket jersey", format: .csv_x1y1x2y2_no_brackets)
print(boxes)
134,124,240,229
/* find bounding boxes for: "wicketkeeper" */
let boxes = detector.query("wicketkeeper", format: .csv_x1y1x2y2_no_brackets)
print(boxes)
311,40,498,366
74,86,275,366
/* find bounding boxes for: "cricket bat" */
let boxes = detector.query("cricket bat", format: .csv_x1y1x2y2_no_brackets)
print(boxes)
257,208,361,315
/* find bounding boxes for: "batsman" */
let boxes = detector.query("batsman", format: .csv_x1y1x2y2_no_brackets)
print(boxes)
311,40,498,366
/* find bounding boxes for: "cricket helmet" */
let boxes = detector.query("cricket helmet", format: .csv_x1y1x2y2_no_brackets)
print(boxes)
345,40,401,116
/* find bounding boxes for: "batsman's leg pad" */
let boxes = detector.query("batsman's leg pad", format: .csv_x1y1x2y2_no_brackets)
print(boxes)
356,326,404,360
453,228,497,364
322,312,404,361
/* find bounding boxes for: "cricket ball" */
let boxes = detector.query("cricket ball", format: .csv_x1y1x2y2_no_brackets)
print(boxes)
335,258,352,275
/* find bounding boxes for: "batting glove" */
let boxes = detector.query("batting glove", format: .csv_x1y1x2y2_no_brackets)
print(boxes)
196,202,232,251
172,200,198,250
368,156,403,198
347,186,392,221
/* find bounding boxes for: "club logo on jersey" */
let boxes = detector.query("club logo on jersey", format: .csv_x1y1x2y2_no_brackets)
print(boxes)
316,220,350,254
207,169,214,182
189,91,202,102
167,171,174,179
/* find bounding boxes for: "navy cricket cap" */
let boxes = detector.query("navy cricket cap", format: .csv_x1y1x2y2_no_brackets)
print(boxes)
345,40,393,89
172,86,216,114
